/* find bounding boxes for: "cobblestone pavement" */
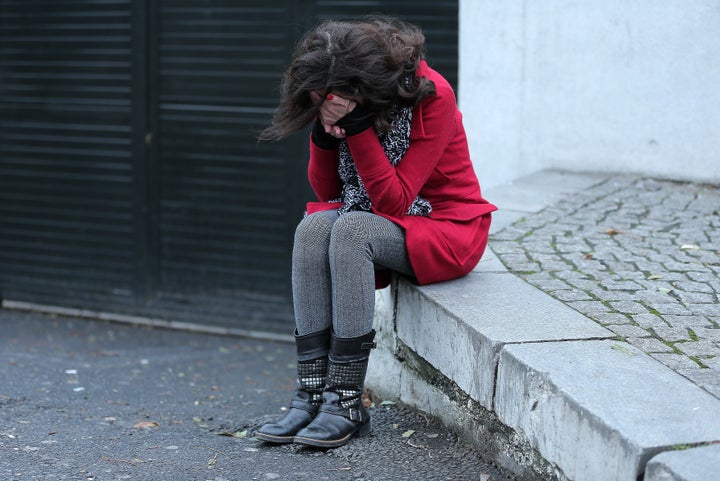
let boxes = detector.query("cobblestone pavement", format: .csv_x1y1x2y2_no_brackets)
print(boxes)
491,175,720,398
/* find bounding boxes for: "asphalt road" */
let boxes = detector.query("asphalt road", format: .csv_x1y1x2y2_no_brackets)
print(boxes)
0,309,518,481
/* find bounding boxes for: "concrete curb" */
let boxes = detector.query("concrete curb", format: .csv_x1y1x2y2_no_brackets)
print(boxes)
366,170,720,481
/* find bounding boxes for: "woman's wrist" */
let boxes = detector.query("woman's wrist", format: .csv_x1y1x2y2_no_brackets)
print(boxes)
336,103,374,136
311,118,340,149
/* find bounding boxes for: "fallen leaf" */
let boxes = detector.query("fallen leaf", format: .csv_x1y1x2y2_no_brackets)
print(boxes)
233,430,247,438
611,344,637,356
102,456,145,466
361,390,374,408
207,453,218,468
406,439,427,450
401,429,415,438
680,244,700,250
133,421,159,429
605,228,620,236
658,287,673,294
646,275,662,280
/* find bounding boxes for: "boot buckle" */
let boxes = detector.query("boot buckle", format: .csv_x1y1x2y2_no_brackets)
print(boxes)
348,408,363,422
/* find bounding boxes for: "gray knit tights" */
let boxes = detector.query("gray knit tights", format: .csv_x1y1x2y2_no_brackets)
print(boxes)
292,210,415,338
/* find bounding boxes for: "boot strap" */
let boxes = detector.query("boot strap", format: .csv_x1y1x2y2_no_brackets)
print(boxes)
319,402,365,422
290,397,319,414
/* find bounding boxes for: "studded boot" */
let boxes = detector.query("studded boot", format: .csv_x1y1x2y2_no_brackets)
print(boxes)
293,330,376,448
255,328,331,444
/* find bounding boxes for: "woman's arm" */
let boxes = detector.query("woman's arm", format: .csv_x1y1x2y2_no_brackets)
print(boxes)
308,133,342,202
344,85,457,217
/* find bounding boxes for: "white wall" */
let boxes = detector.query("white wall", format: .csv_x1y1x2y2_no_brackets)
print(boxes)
459,0,720,188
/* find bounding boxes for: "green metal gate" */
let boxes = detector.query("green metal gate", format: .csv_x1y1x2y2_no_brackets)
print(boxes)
0,0,458,334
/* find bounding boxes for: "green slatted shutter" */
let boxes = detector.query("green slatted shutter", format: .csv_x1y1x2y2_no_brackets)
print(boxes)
147,1,307,330
0,0,140,306
0,0,458,333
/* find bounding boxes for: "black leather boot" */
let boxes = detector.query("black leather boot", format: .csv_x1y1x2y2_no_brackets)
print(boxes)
255,328,331,444
293,330,376,448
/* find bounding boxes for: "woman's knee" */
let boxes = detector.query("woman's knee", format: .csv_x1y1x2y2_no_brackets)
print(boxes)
294,210,337,248
329,212,378,254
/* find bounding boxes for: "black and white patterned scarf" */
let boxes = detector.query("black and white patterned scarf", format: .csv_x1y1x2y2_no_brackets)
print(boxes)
334,106,431,216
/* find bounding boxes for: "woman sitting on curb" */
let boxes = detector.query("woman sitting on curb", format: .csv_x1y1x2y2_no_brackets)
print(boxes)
255,16,497,448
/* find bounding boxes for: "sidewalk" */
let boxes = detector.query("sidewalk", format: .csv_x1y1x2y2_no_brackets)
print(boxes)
366,170,720,481
489,171,720,398
0,308,517,481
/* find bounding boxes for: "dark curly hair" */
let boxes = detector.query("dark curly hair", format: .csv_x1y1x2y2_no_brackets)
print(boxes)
258,17,436,141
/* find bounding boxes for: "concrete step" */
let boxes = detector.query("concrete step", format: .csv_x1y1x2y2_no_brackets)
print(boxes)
366,170,720,481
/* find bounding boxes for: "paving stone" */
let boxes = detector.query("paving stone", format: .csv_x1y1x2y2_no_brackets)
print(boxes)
609,324,655,339
650,303,694,316
592,312,633,326
609,301,649,315
700,356,720,370
612,270,648,280
632,313,670,330
566,278,607,291
488,241,525,255
566,301,613,317
686,272,720,284
674,340,720,358
550,289,595,302
634,290,684,306
694,327,720,343
650,326,695,343
663,261,705,272
673,291,716,304
649,353,705,371
663,315,716,330
685,303,720,317
599,290,647,302
630,337,675,354
553,270,593,281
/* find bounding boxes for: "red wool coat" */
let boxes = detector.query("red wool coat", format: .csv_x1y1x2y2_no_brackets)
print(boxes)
306,60,497,286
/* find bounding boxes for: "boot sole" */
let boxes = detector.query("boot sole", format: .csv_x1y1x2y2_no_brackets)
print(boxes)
293,421,371,448
254,432,296,444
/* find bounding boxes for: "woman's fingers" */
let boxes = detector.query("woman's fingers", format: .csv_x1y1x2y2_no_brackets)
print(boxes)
320,93,356,124
319,118,345,138
313,92,354,138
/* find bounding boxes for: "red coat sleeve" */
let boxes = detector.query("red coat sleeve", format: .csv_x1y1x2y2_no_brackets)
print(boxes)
307,133,342,202
343,83,457,218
